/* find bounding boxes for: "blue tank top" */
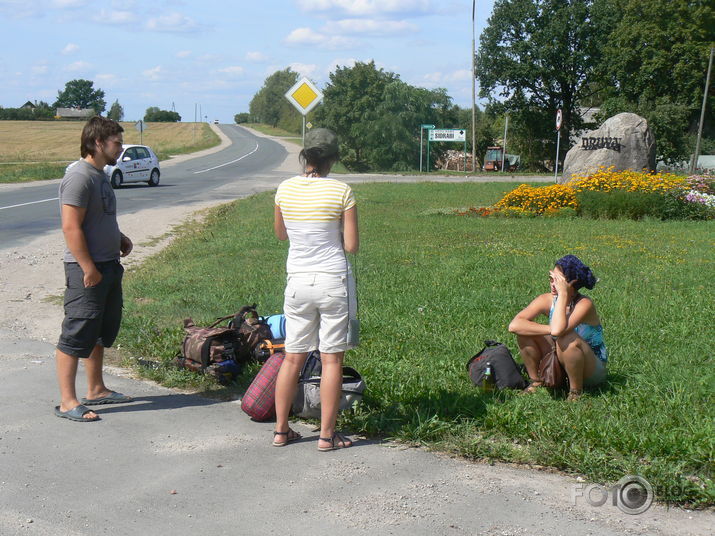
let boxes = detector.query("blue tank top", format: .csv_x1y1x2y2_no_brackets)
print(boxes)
549,297,608,363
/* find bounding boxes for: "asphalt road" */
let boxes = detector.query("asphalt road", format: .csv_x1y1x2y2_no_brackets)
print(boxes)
0,125,287,248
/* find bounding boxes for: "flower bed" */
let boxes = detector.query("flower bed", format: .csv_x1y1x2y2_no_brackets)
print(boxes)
457,168,715,220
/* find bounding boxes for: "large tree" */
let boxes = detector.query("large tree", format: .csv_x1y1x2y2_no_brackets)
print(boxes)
476,0,613,168
597,0,715,162
316,61,461,171
53,79,106,114
249,68,301,130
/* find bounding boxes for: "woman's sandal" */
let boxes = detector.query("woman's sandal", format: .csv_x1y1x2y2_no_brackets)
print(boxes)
566,389,583,402
522,379,544,394
317,432,352,452
272,428,302,447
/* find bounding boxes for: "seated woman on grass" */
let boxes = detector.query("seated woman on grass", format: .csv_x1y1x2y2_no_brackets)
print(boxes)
508,255,607,401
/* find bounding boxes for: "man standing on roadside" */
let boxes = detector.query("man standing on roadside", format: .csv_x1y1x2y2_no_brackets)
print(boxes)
54,116,133,422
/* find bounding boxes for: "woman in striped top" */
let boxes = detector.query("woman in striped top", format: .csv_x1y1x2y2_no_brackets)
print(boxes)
272,128,359,451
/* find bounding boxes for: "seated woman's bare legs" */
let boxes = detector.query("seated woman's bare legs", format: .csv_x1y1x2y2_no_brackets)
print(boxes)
554,331,597,393
516,334,552,386
317,352,351,449
274,352,308,445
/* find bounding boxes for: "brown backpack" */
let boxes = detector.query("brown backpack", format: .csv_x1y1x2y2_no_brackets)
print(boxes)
177,316,244,384
230,304,274,361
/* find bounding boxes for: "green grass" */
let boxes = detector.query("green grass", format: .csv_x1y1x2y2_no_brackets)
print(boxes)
0,162,69,183
242,123,301,137
117,182,714,507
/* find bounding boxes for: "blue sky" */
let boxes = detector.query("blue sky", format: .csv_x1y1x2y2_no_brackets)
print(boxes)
0,0,496,123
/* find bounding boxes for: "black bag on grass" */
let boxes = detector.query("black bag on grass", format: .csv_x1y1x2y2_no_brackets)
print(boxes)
467,340,527,390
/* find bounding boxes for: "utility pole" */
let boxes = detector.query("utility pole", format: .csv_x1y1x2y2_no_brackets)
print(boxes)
471,0,477,173
691,46,714,174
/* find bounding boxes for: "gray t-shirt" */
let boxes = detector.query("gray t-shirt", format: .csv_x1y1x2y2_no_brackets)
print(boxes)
59,159,121,263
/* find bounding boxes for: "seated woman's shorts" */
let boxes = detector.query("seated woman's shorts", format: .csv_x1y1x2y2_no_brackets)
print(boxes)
283,272,350,354
584,356,607,387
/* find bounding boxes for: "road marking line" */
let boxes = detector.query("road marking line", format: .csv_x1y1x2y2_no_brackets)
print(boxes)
193,143,259,174
0,197,59,211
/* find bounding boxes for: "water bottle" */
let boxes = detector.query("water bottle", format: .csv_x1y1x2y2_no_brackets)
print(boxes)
482,362,495,392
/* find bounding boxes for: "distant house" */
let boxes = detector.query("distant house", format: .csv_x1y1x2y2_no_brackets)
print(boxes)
21,101,36,109
56,107,94,120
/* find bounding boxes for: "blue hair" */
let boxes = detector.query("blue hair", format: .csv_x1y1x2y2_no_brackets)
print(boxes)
555,255,597,290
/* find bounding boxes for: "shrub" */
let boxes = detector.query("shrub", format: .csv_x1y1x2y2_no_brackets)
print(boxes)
577,189,715,220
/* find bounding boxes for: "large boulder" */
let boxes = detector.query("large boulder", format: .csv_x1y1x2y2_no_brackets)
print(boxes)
560,112,656,184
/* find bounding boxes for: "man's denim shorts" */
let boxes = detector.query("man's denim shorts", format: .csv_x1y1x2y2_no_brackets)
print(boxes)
57,260,124,358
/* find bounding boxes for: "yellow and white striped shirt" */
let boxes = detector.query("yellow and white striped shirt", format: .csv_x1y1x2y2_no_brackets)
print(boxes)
275,176,356,274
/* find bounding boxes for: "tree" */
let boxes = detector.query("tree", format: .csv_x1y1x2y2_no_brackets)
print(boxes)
315,61,459,171
315,61,398,170
234,112,250,124
107,100,124,121
53,79,106,114
249,68,301,131
596,0,715,162
144,107,181,122
476,0,613,169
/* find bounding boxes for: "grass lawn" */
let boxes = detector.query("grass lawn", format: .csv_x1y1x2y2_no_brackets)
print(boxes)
0,121,219,183
117,181,714,507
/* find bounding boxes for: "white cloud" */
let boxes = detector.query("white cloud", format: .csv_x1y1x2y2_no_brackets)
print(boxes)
61,43,79,55
245,51,268,63
332,18,416,36
146,12,201,33
143,65,163,81
423,69,471,84
217,66,245,77
176,50,192,58
95,73,118,85
65,60,91,72
297,0,433,17
93,9,136,24
52,0,89,8
32,63,48,75
285,27,359,49
288,62,318,77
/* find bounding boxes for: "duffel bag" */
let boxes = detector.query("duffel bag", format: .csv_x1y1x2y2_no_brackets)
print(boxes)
292,352,366,419
241,352,285,421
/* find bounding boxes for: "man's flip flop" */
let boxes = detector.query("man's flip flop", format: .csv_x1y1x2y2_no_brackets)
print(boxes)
80,391,133,405
54,404,100,422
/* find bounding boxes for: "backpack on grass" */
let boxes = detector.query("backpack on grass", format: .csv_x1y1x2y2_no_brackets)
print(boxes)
229,304,274,361
467,340,527,390
176,316,243,385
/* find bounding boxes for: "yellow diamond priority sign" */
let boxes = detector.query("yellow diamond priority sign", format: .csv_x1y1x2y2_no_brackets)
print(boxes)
285,77,323,115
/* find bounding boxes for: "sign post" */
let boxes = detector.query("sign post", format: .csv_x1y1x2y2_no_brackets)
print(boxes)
285,77,324,145
135,120,147,145
554,109,562,181
419,124,435,172
427,129,467,172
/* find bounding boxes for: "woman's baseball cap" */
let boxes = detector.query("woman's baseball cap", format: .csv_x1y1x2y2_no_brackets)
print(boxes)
304,128,339,157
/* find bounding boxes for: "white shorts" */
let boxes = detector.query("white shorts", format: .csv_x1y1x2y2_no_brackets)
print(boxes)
283,272,355,354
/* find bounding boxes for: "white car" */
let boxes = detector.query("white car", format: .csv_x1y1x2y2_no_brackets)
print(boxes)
105,144,161,188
